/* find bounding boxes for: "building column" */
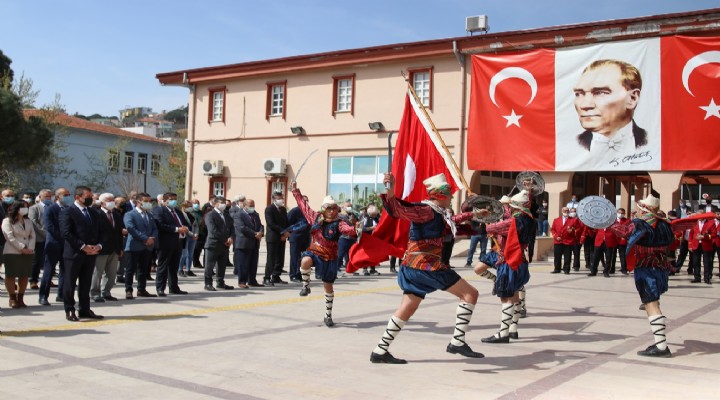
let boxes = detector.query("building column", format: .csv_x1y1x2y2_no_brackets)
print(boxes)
648,171,684,213
542,172,574,221
619,179,632,212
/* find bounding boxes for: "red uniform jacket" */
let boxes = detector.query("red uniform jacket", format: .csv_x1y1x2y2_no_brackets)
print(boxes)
688,220,716,252
714,219,720,247
615,217,630,245
551,216,578,245
594,229,605,247
603,226,619,248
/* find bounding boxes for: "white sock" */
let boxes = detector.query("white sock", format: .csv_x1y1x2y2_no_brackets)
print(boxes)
519,286,526,311
373,316,406,355
649,315,667,350
301,268,311,289
509,303,520,333
496,302,514,338
325,292,334,318
450,302,475,347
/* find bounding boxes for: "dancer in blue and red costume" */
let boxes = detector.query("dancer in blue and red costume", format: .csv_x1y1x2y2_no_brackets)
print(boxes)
370,172,486,364
289,181,356,328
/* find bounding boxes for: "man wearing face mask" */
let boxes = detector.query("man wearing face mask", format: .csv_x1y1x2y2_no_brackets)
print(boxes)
38,187,70,305
287,195,311,282
28,189,52,289
123,193,159,299
152,192,190,297
569,208,584,272
535,199,549,236
203,196,234,291
59,186,104,321
688,211,716,284
615,208,631,275
702,194,714,213
90,193,124,302
264,191,291,286
675,200,689,219
551,207,578,274
232,199,264,288
191,199,205,270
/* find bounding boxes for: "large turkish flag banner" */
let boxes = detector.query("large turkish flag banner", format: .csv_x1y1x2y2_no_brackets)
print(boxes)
468,49,555,171
661,36,720,170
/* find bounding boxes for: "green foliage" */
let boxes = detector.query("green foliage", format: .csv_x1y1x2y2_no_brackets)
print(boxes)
0,89,54,174
165,106,188,124
0,49,13,84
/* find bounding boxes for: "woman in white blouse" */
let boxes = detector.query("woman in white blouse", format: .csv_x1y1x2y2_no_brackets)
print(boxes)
2,200,36,308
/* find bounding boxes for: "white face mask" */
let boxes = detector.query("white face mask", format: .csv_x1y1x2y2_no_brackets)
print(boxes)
246,207,255,213
346,207,353,212
275,199,284,207
19,207,29,216
141,202,153,211
104,201,116,211
217,203,227,211
569,212,577,218
617,213,625,219
562,212,569,217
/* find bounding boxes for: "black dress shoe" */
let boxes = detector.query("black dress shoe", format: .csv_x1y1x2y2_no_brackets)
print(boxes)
324,316,335,327
271,277,287,284
186,271,197,277
637,344,671,358
66,310,79,322
39,297,51,306
116,277,125,284
563,271,570,275
217,283,234,290
125,291,134,300
520,308,527,318
248,282,265,287
509,332,519,339
446,343,484,358
103,295,118,301
204,285,216,291
179,271,187,277
263,278,274,287
146,275,155,281
370,351,407,364
157,291,167,297
169,289,188,295
551,270,561,274
299,287,311,296
704,279,712,285
93,296,106,303
55,296,63,302
481,334,510,343
691,278,702,283
587,273,597,276
290,277,302,283
603,273,610,278
136,290,157,297
78,310,104,320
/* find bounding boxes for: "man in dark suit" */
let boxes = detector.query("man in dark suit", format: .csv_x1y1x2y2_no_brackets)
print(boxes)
38,187,70,306
287,195,311,282
264,190,290,286
232,199,264,288
204,196,234,291
152,192,190,296
90,192,124,302
28,189,51,289
123,193,158,299
59,186,104,321
573,59,648,167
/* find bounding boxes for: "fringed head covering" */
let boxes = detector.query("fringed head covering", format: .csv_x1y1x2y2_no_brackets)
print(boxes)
423,173,452,201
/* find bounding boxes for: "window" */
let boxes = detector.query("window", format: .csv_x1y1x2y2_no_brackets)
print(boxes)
123,152,134,173
213,181,225,197
138,153,148,174
208,86,226,123
151,154,161,176
108,150,119,172
409,67,433,108
327,155,388,206
332,74,355,115
266,81,287,120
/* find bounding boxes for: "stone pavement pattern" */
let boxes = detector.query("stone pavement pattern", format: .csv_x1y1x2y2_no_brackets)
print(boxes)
1,257,719,399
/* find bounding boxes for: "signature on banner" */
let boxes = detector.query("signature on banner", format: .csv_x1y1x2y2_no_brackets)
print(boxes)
609,151,653,167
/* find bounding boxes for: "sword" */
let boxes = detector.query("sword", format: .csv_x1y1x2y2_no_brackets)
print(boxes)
293,149,318,182
385,131,395,189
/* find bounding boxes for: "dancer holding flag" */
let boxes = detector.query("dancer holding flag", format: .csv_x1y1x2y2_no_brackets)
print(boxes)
369,172,487,364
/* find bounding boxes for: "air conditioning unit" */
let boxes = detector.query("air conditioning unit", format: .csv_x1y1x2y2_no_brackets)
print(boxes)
263,158,287,175
466,15,489,33
202,160,224,175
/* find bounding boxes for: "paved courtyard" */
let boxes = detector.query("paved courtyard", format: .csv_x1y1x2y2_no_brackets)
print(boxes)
1,254,719,399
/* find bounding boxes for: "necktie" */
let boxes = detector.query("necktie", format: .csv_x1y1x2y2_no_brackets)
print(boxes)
142,212,149,227
107,211,114,227
171,208,182,227
82,207,91,223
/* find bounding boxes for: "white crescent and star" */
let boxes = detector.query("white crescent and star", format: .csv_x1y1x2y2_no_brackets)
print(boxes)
488,67,538,128
681,50,720,120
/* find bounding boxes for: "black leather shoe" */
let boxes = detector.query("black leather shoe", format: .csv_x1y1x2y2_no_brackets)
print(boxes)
481,334,510,343
125,291,134,300
179,271,187,277
637,344,671,358
65,310,79,322
290,277,302,283
186,271,197,277
55,296,63,302
217,283,234,290
93,296,105,303
136,290,157,297
39,297,51,306
157,291,167,297
204,285,216,291
520,308,527,318
263,278,274,287
563,271,570,275
509,332,519,339
103,295,118,301
446,343,484,358
370,351,407,364
704,279,712,285
603,273,610,278
299,287,311,296
324,316,335,327
169,289,188,295
551,270,560,274
146,275,155,281
116,277,125,284
587,273,597,276
271,277,287,284
78,310,104,320
248,282,265,287
691,278,702,283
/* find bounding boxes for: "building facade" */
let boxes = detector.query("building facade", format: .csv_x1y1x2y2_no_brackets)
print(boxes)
157,8,720,218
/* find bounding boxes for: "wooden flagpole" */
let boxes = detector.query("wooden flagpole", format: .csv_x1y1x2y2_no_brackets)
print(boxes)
402,72,473,194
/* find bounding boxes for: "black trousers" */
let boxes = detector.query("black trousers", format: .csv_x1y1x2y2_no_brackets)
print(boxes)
290,237,310,279
235,246,260,284
606,246,618,273
554,244,572,272
583,236,595,268
205,245,229,286
193,238,205,266
156,242,183,292
692,249,715,280
617,244,628,273
63,253,97,313
264,241,286,280
676,241,689,271
441,239,455,265
30,242,45,283
125,250,151,292
590,244,607,274
39,244,64,300
572,243,581,270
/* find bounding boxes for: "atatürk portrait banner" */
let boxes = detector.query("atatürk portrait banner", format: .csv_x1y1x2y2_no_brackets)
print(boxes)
467,36,720,172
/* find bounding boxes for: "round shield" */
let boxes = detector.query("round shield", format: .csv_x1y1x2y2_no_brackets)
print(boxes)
466,195,504,224
515,171,545,196
577,196,617,229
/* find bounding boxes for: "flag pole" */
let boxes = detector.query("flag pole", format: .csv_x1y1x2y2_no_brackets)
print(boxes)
402,72,473,194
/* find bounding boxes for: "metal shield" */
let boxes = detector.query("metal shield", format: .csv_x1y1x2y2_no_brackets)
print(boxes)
466,195,504,224
515,171,545,196
577,196,617,229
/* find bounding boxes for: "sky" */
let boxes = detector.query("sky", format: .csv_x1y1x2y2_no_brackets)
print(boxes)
2,0,718,117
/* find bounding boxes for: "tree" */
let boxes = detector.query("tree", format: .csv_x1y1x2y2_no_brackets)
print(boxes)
156,139,187,199
165,105,188,124
75,137,131,193
0,49,13,83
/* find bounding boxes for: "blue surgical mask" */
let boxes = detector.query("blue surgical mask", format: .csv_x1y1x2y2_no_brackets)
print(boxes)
60,196,74,207
3,196,14,205
42,199,53,207
167,199,178,208
141,202,153,211
246,207,255,213
193,204,200,210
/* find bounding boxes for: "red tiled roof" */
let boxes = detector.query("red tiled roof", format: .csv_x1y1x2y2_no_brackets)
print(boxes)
23,110,170,145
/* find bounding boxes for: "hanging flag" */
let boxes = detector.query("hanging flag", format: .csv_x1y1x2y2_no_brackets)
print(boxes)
347,91,460,272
